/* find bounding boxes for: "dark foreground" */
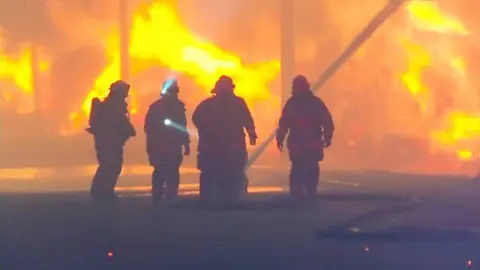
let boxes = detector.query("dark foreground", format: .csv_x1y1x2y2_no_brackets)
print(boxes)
1,171,480,270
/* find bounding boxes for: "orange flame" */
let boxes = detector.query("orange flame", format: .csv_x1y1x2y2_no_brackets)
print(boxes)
402,0,479,161
0,31,49,114
66,2,279,134
406,1,468,35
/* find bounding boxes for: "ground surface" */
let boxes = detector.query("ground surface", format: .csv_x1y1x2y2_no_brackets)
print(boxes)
1,167,480,270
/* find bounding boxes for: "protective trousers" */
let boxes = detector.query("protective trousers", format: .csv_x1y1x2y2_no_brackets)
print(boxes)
90,136,124,198
289,156,320,201
151,155,183,201
198,151,245,204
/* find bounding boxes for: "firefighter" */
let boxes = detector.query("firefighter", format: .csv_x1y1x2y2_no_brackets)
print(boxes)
144,79,190,203
276,75,334,202
192,75,257,204
87,80,136,200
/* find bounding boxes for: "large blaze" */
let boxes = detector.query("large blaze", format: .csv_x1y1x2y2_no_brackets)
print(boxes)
406,1,468,34
65,1,280,133
401,0,479,162
66,33,131,132
400,38,431,113
0,32,34,113
0,28,49,114
2,0,480,173
129,2,279,101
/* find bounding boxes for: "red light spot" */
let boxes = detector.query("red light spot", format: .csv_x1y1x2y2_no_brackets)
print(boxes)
467,260,473,267
364,246,370,252
107,251,114,259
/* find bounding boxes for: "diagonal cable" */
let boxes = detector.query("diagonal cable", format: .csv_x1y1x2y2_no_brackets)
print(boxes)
246,0,408,170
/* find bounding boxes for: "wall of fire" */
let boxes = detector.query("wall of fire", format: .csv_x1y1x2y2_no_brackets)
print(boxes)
0,0,479,174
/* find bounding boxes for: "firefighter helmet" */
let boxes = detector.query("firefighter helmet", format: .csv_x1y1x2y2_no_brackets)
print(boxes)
161,79,179,96
211,75,235,95
109,80,130,97
292,75,311,94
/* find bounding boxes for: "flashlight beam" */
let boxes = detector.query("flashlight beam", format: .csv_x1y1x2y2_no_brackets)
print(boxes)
164,119,198,137
161,78,176,95
245,0,407,171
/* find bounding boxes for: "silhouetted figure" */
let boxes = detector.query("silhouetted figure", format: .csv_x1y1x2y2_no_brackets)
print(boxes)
87,80,136,200
192,75,257,204
144,80,190,203
276,75,334,202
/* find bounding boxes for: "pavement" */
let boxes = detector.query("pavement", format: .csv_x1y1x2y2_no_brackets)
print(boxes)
0,166,479,269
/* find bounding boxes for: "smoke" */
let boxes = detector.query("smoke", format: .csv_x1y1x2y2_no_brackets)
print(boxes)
49,46,107,123
0,0,478,177
0,0,400,169
0,0,57,52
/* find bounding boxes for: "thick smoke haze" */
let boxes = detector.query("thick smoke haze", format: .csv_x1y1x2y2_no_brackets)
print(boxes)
0,0,478,177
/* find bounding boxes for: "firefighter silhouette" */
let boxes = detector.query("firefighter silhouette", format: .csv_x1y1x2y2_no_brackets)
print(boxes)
192,75,257,204
276,75,334,201
87,80,136,200
144,80,190,203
